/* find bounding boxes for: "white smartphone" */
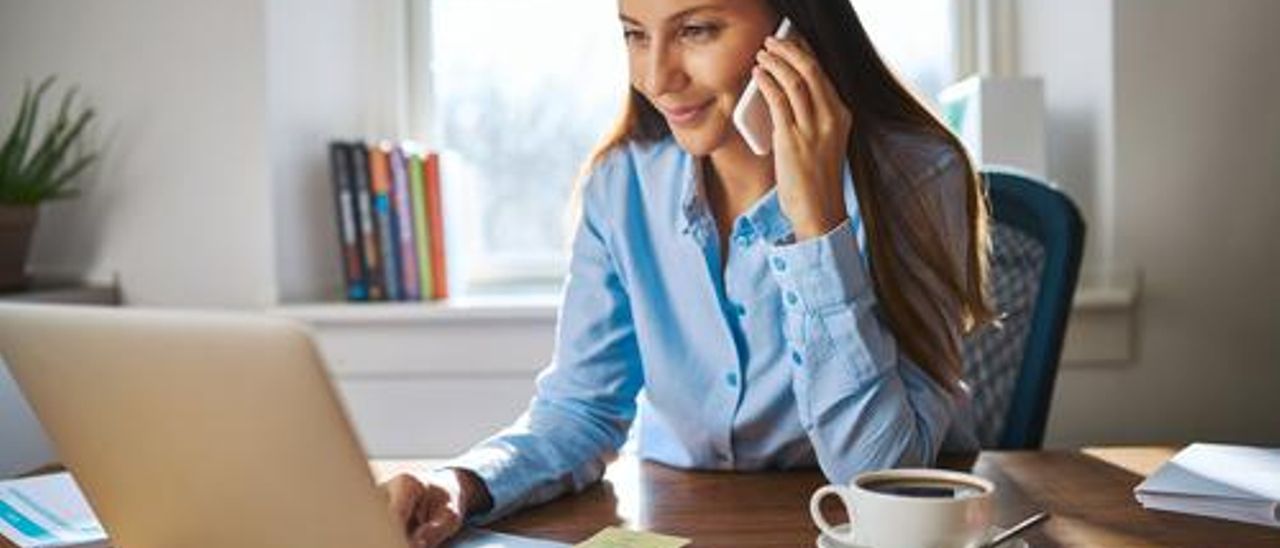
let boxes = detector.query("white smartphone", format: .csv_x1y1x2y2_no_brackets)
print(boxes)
733,18,794,156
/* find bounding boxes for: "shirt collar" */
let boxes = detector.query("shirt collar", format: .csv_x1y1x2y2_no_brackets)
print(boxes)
740,160,858,245
676,152,857,242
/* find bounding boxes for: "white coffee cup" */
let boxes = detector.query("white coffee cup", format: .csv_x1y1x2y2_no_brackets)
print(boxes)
810,468,995,548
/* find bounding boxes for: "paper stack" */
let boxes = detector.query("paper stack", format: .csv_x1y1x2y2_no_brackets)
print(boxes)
0,472,107,547
1134,443,1280,528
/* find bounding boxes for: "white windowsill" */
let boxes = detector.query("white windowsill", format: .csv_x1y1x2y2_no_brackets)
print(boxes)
1073,285,1137,311
274,285,1134,321
272,282,1140,368
270,293,560,324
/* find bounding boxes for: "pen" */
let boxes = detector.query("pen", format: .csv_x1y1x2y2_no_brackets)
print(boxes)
982,511,1050,547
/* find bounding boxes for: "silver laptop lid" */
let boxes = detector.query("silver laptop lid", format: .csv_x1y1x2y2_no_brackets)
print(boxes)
0,304,406,548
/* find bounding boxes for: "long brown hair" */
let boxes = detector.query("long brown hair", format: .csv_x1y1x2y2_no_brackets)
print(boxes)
581,0,994,389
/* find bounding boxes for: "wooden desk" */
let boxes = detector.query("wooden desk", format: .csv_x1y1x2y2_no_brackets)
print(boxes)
7,449,1276,547
376,448,1278,547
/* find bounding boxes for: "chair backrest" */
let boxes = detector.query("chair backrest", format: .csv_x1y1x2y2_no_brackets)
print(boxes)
962,168,1085,449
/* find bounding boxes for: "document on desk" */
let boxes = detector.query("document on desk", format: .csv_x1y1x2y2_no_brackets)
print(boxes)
1134,443,1280,528
0,473,107,548
445,527,570,547
573,527,690,548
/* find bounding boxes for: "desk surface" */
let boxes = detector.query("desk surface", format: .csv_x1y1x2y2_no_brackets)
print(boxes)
7,449,1276,547
376,448,1278,547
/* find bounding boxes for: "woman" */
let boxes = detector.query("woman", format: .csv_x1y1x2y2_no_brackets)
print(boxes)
383,0,994,545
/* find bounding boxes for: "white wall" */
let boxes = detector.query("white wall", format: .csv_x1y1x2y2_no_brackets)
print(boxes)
0,0,276,308
1023,0,1280,446
267,0,406,304
0,0,404,307
0,0,281,476
1016,0,1114,268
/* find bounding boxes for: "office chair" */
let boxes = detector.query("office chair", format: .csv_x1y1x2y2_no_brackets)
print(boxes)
961,168,1085,449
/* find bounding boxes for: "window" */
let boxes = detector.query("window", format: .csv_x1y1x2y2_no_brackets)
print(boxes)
419,0,958,292
424,0,625,291
856,0,959,105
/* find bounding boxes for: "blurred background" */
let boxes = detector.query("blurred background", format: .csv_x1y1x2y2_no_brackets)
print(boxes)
1,0,1277,477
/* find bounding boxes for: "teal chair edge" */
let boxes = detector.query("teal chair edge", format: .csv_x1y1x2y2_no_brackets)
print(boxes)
982,167,1086,449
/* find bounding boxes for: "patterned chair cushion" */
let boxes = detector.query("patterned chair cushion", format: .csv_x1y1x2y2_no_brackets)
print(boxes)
961,222,1046,448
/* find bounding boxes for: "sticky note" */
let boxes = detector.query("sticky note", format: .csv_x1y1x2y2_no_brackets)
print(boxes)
573,526,690,548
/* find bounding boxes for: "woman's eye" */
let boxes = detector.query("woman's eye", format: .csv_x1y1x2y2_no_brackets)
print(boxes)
623,29,647,46
679,24,720,41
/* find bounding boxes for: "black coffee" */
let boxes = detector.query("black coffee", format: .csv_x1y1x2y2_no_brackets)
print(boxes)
862,479,984,499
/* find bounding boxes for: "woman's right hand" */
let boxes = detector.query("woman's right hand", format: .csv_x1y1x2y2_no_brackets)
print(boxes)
380,469,487,547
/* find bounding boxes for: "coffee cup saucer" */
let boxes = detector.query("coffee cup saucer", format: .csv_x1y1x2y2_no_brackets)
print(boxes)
815,524,1031,548
815,524,860,548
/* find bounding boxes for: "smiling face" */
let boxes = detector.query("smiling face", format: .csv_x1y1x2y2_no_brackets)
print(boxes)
618,0,779,156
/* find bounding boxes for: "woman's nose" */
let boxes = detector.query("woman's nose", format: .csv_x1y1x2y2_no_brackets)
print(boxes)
641,45,687,96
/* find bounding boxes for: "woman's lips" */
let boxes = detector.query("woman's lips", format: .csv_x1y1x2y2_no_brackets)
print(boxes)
660,99,713,126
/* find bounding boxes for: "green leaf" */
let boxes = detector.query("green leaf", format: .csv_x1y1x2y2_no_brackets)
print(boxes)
11,78,55,173
0,82,37,184
33,153,96,202
28,106,93,192
0,76,97,203
28,108,94,195
25,85,77,179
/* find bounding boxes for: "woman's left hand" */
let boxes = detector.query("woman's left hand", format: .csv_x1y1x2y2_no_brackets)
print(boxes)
753,35,854,241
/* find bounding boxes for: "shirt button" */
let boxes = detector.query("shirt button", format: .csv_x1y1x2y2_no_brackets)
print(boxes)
791,349,804,365
771,256,787,272
735,233,754,247
725,372,739,387
731,303,746,317
785,291,799,306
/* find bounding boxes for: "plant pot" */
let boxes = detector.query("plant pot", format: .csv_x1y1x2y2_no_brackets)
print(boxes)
0,204,39,292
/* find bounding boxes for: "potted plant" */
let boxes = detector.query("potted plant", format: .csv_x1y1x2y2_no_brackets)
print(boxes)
0,77,97,291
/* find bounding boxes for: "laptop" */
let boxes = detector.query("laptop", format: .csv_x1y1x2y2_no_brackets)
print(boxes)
0,304,407,548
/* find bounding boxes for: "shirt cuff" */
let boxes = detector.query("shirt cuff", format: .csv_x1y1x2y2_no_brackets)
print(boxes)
438,445,525,525
767,219,876,314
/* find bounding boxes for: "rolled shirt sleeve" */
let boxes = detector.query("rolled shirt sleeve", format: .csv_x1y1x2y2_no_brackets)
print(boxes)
768,219,959,483
443,165,644,523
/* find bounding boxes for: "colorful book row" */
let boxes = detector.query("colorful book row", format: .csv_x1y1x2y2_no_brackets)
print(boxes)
328,140,448,302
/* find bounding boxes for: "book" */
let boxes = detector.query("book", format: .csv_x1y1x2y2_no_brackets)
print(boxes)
0,472,107,547
1134,443,1280,528
407,150,435,298
327,142,367,300
349,142,385,301
368,142,402,301
423,152,448,299
389,145,421,301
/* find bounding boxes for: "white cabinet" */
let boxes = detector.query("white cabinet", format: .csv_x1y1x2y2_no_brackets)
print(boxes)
271,299,557,457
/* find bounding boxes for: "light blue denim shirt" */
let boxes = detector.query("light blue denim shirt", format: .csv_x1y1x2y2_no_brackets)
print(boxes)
447,133,978,523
